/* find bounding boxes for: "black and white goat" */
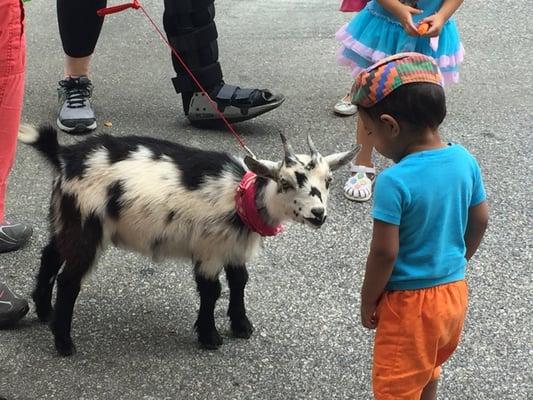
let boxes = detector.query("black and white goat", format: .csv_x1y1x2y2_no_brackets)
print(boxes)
19,125,358,356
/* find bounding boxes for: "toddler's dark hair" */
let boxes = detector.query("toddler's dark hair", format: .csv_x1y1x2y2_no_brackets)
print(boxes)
359,82,446,133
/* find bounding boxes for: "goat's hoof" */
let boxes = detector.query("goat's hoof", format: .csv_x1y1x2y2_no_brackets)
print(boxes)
198,330,223,350
231,317,254,339
55,337,77,357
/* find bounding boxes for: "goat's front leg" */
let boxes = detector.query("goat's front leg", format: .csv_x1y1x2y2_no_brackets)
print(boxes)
225,264,254,339
194,264,223,349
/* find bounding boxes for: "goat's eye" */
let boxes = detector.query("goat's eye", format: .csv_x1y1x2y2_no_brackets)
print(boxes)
279,178,293,191
326,176,333,189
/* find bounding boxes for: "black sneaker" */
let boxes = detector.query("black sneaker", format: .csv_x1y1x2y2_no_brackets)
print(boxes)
57,76,97,133
0,283,29,327
0,222,32,253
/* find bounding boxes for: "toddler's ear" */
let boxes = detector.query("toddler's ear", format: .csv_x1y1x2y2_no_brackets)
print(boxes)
380,114,401,137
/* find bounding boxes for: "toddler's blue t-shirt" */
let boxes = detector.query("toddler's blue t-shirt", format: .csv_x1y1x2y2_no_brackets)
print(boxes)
372,144,486,290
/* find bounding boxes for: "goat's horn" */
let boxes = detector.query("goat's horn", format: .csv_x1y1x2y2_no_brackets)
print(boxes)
280,133,296,164
307,134,319,159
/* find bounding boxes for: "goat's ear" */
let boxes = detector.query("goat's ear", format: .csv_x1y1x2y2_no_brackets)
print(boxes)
324,145,361,172
244,156,280,180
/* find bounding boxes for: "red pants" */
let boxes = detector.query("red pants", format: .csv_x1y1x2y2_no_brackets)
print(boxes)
0,0,25,222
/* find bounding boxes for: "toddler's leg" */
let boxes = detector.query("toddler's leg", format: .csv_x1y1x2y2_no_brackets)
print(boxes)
421,378,438,400
343,117,375,201
354,117,374,167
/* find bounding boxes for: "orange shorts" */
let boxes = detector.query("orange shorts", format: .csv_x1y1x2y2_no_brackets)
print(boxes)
372,280,468,400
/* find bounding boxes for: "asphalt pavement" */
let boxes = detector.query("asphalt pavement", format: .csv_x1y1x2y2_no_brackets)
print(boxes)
0,0,531,399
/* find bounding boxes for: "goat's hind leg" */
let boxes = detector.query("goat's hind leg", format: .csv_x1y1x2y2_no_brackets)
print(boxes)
52,264,85,356
194,262,223,349
51,214,102,356
32,238,64,322
225,264,254,339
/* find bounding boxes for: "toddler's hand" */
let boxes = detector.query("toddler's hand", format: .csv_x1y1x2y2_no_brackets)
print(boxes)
396,3,423,36
419,13,445,37
361,301,378,329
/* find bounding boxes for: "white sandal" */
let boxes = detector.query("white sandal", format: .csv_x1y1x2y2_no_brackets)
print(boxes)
333,93,357,116
343,164,376,202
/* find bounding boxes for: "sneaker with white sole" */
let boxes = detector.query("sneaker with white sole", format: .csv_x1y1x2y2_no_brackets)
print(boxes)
0,221,32,253
57,76,97,133
0,283,29,327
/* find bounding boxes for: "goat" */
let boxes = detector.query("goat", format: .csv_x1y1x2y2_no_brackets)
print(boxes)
19,125,359,356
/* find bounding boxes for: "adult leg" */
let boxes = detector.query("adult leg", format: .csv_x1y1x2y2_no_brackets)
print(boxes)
0,0,32,253
57,0,106,60
0,0,30,327
163,0,285,127
55,0,105,133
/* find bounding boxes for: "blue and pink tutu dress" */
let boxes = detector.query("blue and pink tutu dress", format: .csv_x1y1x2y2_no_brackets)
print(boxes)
336,0,464,84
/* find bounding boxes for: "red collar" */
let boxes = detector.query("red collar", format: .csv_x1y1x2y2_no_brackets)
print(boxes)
235,171,284,237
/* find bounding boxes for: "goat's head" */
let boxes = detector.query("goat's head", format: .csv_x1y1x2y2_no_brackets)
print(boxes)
244,134,360,228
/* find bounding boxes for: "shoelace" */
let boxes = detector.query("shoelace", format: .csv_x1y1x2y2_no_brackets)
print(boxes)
60,79,92,109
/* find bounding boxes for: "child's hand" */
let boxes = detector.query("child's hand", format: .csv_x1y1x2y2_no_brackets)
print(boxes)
361,301,378,329
396,3,423,36
419,13,445,37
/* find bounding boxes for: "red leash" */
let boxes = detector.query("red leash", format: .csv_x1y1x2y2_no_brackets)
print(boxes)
97,0,256,159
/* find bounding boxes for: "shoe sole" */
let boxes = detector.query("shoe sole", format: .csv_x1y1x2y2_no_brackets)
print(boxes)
57,118,97,134
0,233,32,253
343,190,372,202
0,243,27,253
333,108,357,116
188,98,285,128
0,303,29,328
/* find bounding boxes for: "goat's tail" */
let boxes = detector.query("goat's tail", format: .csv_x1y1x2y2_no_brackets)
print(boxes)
18,124,61,170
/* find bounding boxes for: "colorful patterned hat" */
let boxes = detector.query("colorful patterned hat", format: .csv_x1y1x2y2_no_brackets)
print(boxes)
351,52,444,108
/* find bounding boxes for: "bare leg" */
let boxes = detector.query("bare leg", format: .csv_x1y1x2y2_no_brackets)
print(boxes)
343,116,376,201
420,379,438,400
64,55,92,77
353,117,374,169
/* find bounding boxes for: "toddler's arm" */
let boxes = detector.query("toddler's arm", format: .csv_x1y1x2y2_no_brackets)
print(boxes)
464,201,488,261
360,220,399,329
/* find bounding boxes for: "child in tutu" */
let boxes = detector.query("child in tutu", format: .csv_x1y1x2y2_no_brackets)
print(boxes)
333,0,370,116
336,0,465,202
